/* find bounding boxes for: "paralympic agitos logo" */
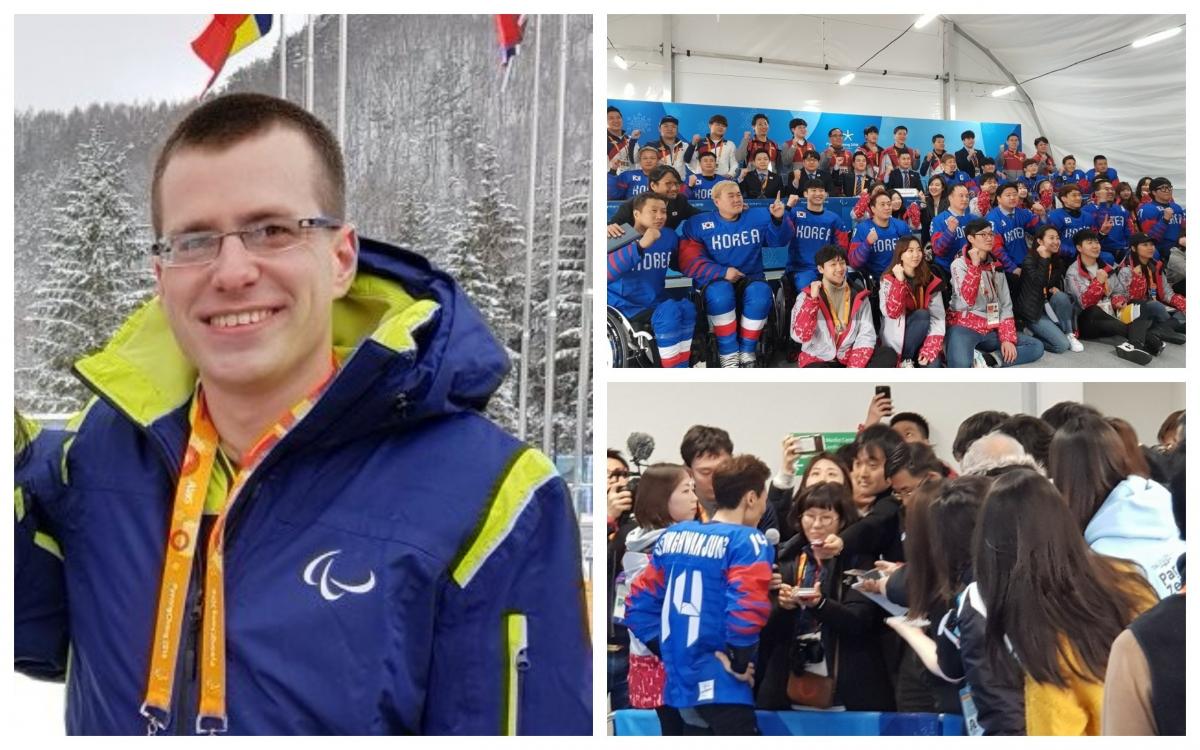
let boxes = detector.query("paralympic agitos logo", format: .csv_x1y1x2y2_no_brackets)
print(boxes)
302,550,377,602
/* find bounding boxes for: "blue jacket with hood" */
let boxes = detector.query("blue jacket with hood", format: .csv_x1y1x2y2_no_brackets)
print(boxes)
1085,475,1185,600
14,238,591,735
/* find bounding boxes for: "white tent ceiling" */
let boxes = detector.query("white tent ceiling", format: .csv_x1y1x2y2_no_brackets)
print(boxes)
608,14,1185,200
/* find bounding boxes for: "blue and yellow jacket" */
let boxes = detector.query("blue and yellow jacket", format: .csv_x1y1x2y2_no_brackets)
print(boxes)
14,238,591,735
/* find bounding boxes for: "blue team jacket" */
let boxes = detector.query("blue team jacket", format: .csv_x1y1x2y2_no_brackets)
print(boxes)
14,238,591,735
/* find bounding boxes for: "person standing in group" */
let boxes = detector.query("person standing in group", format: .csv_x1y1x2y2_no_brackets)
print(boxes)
973,469,1158,735
624,455,776,736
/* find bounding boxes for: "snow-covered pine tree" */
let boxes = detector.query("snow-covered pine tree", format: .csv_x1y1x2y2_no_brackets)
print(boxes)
439,142,526,433
20,127,152,412
527,173,590,455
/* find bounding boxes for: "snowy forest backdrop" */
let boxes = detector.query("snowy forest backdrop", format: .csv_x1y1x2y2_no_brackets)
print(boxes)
14,14,592,463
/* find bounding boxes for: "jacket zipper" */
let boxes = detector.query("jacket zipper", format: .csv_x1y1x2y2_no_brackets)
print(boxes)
503,612,529,735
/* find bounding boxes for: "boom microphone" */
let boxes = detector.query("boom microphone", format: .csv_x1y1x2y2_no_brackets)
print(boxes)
626,432,656,466
764,528,780,546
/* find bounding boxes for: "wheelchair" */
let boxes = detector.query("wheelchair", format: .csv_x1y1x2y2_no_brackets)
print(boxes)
607,306,661,368
690,276,782,368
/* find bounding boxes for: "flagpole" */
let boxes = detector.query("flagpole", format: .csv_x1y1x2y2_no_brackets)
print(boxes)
517,15,541,442
542,14,568,456
279,14,287,98
305,14,315,112
337,15,347,143
574,169,592,512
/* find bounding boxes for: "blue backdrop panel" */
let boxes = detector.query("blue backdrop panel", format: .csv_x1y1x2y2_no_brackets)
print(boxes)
612,709,966,736
609,99,1022,160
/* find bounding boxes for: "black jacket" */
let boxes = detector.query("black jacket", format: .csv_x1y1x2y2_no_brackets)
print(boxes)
609,193,701,232
840,492,904,567
784,169,835,199
838,172,877,199
740,170,785,200
955,147,981,177
1014,251,1067,327
886,169,924,191
936,582,1026,735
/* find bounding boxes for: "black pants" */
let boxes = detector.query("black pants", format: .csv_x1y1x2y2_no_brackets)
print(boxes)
656,706,686,736
680,703,760,735
1077,305,1160,351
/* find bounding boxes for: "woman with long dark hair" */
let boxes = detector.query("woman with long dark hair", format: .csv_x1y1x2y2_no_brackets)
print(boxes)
973,468,1158,735
766,482,897,711
618,463,697,734
1049,414,1185,598
928,475,1027,735
878,235,946,367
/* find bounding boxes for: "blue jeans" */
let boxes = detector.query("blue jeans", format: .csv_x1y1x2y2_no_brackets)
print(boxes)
945,326,1045,368
608,648,630,710
1140,300,1185,327
899,309,942,366
1025,291,1076,353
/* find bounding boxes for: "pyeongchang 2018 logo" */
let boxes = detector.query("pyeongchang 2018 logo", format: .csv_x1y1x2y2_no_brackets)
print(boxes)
302,550,377,602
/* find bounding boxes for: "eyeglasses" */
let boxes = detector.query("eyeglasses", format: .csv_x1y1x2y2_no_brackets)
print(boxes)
800,512,839,527
972,230,995,238
1154,186,1172,192
152,217,345,268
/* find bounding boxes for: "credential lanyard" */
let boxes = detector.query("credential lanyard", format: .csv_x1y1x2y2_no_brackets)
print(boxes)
141,360,336,734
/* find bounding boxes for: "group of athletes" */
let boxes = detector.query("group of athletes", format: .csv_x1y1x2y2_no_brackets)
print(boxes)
606,105,1186,368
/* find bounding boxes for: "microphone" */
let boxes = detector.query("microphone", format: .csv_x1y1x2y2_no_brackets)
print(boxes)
764,528,780,546
626,432,655,465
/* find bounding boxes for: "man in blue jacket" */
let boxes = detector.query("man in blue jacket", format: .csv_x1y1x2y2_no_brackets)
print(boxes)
14,93,590,736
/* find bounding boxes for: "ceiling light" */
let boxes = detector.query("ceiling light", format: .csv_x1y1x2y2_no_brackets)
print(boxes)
990,85,1016,97
1131,27,1182,48
613,54,629,70
914,14,938,29
838,72,855,86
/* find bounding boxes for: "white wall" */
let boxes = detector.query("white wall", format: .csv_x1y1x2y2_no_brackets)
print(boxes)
607,381,1183,473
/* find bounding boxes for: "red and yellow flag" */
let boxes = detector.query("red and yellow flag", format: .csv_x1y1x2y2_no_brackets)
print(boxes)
191,14,274,93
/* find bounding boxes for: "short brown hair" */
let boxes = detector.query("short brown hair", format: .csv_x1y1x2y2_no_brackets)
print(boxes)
712,454,770,510
151,92,345,234
632,463,690,530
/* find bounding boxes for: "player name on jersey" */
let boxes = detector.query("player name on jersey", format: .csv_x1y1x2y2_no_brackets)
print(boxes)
657,528,731,560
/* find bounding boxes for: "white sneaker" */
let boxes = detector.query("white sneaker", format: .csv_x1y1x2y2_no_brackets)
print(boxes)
899,358,915,368
972,350,989,368
1067,333,1084,352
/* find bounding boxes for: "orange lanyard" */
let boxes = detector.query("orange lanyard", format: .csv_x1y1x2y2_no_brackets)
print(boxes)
141,359,336,734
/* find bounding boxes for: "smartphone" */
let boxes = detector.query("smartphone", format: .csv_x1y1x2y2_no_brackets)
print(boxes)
844,568,883,581
875,385,893,416
791,433,825,453
793,587,819,598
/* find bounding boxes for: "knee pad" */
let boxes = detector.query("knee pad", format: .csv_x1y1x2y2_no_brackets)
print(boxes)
704,281,736,316
741,281,773,318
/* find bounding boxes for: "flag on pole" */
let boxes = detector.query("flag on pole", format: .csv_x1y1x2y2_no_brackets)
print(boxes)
494,14,526,91
192,14,274,93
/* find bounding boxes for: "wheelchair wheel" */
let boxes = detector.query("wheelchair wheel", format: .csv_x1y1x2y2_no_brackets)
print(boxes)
606,307,634,368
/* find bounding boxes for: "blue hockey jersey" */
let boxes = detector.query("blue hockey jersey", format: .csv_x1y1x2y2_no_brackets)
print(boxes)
1138,200,1186,255
930,209,979,271
687,173,731,201
1046,207,1095,261
624,521,774,709
679,207,793,286
850,217,911,279
609,169,654,201
607,227,679,318
986,206,1042,271
1084,202,1132,259
787,206,849,277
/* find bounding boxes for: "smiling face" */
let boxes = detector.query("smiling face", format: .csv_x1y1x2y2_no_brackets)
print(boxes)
607,110,623,133
1062,189,1082,210
871,193,893,221
851,446,889,503
828,129,843,148
753,151,771,171
633,197,668,232
1134,241,1157,264
1007,135,1019,151
753,117,769,137
638,149,659,172
154,126,356,398
818,254,848,286
1077,238,1101,264
660,121,678,140
949,184,969,212
998,187,1019,210
649,172,681,199
712,183,745,217
900,239,923,274
1038,228,1061,255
